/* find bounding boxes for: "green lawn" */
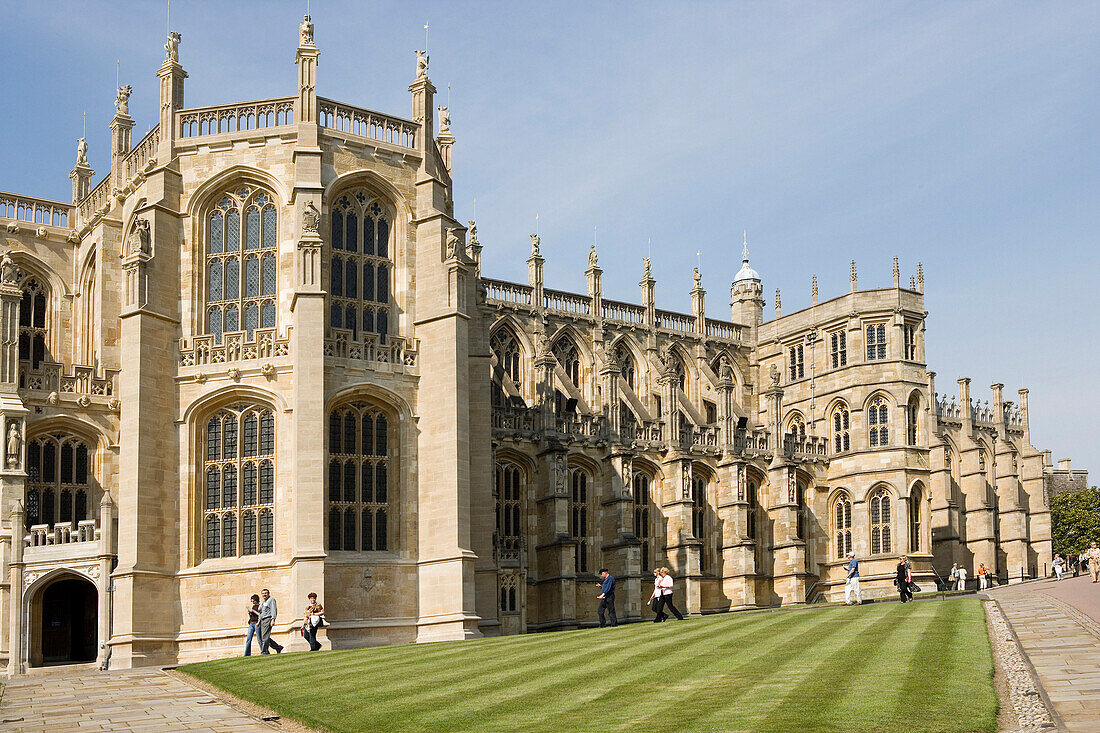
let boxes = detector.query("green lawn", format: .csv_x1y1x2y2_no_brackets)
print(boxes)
180,598,997,733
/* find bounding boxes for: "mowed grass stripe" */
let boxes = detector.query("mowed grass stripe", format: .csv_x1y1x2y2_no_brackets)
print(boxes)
756,604,913,732
181,598,997,733
403,615,777,730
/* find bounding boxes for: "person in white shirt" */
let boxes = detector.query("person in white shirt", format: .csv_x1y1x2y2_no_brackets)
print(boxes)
1053,554,1065,580
648,569,661,616
653,567,684,622
843,552,862,606
258,588,283,654
955,566,967,591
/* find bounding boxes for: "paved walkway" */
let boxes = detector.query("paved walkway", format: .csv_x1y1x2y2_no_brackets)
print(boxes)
0,667,274,732
987,574,1100,732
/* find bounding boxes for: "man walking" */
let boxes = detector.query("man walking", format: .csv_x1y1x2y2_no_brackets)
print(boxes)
844,551,862,605
597,569,617,627
258,588,284,654
956,565,968,591
1087,542,1100,583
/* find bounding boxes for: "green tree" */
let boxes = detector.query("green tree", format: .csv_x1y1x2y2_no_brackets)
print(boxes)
1051,486,1100,555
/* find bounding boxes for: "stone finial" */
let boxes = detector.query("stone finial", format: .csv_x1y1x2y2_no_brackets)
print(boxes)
416,49,429,79
693,267,702,289
811,275,818,305
166,31,181,61
775,288,781,318
467,220,478,245
910,275,915,289
299,15,314,46
530,233,540,257
850,260,857,292
588,243,598,269
438,105,450,134
445,228,460,260
893,256,900,287
642,257,652,280
742,230,749,263
77,137,88,165
917,262,924,292
115,85,132,115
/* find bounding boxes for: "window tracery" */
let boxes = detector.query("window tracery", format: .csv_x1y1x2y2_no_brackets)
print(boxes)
25,434,91,530
327,403,390,552
614,342,635,390
834,492,853,558
909,486,922,552
329,191,392,342
205,187,278,343
552,337,581,388
203,404,276,559
19,278,48,369
870,487,892,555
491,330,522,386
868,396,890,447
569,468,592,573
866,323,887,360
691,473,708,572
788,414,806,441
632,472,653,572
495,462,522,558
832,405,851,453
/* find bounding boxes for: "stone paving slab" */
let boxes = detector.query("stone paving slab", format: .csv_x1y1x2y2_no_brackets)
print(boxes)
0,667,274,733
987,575,1100,732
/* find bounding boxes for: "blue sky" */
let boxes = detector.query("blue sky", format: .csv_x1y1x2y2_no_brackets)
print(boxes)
3,1,1097,472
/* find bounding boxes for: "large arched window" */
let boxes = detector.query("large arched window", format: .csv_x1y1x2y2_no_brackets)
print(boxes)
495,462,523,558
869,487,892,555
25,434,91,530
632,472,653,572
868,396,890,447
569,468,592,573
328,403,390,552
834,492,852,558
906,393,920,446
19,277,49,369
832,405,850,453
614,342,635,390
491,330,522,386
204,405,276,558
329,191,392,342
692,473,708,572
205,187,278,343
552,337,581,388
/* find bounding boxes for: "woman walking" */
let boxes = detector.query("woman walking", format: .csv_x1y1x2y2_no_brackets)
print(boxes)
648,569,661,618
896,556,913,603
653,567,685,622
243,594,261,656
302,592,325,651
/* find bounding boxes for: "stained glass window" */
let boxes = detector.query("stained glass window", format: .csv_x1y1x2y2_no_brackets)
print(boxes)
329,192,393,342
327,403,392,552
205,189,277,342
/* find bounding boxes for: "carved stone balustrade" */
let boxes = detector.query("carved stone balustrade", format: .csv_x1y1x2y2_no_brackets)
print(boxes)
0,191,72,228
318,98,418,150
322,332,418,373
177,97,296,139
179,328,291,367
27,519,98,548
19,361,118,397
783,434,830,462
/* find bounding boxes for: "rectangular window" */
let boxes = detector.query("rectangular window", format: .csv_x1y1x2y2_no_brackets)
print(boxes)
830,330,847,368
866,323,887,361
788,344,804,381
903,324,917,361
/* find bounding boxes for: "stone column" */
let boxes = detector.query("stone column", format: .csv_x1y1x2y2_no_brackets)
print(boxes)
157,31,187,161
96,495,115,668
6,502,23,676
534,446,575,628
717,457,756,609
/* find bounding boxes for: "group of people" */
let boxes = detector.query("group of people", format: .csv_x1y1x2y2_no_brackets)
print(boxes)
1054,542,1100,581
244,589,325,656
843,552,921,604
595,567,686,627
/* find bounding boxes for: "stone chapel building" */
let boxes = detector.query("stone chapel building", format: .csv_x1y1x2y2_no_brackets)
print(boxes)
0,19,1075,673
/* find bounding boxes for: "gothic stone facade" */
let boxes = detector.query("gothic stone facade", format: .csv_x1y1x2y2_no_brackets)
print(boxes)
0,20,1068,673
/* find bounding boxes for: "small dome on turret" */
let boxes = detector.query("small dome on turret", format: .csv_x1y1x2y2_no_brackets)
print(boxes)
733,232,760,285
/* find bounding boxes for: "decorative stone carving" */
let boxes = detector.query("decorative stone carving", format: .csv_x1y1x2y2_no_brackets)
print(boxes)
194,372,207,384
416,49,429,78
787,468,796,504
7,422,21,467
620,457,632,490
165,31,181,62
5,221,19,234
77,395,91,408
47,391,59,406
77,137,88,165
108,398,121,412
127,218,151,257
681,462,691,499
693,267,701,287
445,229,460,260
260,363,275,379
0,252,17,284
116,85,132,116
588,244,598,268
35,226,48,239
642,257,652,280
299,15,313,45
551,452,567,493
467,220,478,245
302,201,320,233
67,230,80,244
659,345,677,378
719,356,733,382
769,363,780,387
438,105,450,133
530,233,540,257
227,368,241,381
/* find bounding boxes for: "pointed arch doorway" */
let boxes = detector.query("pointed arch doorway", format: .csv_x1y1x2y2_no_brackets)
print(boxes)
29,573,98,667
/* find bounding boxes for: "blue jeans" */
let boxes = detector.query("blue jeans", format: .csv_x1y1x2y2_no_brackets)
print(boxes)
244,622,258,656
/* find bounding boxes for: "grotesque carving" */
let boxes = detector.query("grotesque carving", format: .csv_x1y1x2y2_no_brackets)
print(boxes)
127,218,151,257
116,85,132,116
416,49,429,78
302,201,321,233
165,31,181,62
